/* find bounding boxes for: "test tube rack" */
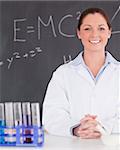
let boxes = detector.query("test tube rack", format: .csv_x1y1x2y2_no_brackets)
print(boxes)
0,125,44,147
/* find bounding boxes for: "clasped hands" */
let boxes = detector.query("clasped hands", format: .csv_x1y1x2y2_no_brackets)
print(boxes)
73,114,102,139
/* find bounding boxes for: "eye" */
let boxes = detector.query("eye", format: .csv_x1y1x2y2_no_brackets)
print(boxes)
84,28,91,31
99,27,105,31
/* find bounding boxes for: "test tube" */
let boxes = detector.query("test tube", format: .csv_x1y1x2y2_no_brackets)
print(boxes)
5,102,16,143
0,103,5,126
31,103,40,127
13,102,22,126
31,103,42,143
13,102,23,139
22,102,32,143
0,103,5,144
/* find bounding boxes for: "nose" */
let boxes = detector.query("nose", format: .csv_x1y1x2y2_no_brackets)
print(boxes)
91,29,99,37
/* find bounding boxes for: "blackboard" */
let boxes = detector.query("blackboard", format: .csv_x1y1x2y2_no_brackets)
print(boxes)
0,1,120,120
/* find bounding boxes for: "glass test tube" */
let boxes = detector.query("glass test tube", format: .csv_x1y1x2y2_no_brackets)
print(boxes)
13,102,22,126
22,102,32,143
31,103,42,143
13,102,22,141
31,103,40,127
5,102,16,143
0,103,5,144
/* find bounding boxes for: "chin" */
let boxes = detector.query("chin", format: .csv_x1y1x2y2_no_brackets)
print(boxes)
87,46,105,52
86,49,104,53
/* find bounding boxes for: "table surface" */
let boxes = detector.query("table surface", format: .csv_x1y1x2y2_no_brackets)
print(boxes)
0,133,120,150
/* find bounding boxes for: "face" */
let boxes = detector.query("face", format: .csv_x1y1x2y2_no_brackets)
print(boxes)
77,13,111,53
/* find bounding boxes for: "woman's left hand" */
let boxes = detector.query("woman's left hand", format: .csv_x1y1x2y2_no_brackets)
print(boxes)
78,115,102,139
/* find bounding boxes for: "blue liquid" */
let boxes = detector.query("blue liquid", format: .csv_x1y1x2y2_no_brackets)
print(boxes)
0,120,5,144
0,137,4,144
0,120,5,126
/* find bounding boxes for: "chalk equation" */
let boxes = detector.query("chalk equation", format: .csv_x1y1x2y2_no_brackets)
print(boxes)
13,6,120,42
1,5,120,70
0,46,72,69
13,11,81,42
0,47,42,69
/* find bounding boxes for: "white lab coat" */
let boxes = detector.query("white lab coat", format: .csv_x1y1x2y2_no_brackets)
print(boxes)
43,52,120,137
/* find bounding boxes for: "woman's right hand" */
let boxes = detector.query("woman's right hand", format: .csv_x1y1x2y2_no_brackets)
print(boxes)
73,115,101,139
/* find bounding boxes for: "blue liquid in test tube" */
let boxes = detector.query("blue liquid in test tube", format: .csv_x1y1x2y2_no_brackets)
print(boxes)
0,103,5,144
5,102,16,144
22,102,32,143
31,103,42,143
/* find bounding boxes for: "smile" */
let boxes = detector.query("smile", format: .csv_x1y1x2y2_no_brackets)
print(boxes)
89,40,101,44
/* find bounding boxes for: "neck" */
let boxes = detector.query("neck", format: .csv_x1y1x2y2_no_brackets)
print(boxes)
83,50,106,77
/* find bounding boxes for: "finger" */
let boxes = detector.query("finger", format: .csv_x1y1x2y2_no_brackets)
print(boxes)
79,128,101,136
75,129,88,137
78,130,89,137
79,129,90,134
81,115,95,121
86,120,98,126
88,132,101,139
85,114,97,119
79,128,95,135
79,122,98,130
80,131,101,139
80,116,95,124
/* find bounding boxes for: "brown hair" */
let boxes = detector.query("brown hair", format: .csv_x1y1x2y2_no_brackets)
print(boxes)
77,8,111,30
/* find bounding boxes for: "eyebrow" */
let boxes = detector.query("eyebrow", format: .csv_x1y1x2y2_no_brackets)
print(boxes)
83,24,106,27
99,24,106,26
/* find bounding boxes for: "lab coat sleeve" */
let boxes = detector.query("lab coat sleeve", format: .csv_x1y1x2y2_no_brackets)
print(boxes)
97,116,117,134
97,105,120,134
42,66,77,137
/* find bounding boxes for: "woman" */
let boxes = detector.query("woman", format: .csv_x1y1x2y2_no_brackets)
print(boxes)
42,8,120,139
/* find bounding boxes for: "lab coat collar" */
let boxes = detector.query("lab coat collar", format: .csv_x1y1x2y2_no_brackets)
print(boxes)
71,51,119,67
69,51,120,86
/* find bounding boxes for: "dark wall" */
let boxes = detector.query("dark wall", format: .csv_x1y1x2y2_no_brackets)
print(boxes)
0,1,120,106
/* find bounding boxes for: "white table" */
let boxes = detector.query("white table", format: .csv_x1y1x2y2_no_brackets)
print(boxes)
0,133,120,150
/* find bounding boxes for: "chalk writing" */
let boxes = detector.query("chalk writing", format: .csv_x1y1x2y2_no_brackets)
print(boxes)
111,5,120,23
0,47,42,69
27,26,35,33
58,14,75,38
14,18,27,42
0,61,3,67
63,55,72,64
2,6,120,70
23,53,28,58
38,16,57,39
76,11,81,20
7,57,14,69
111,5,120,36
112,31,120,34
14,11,81,42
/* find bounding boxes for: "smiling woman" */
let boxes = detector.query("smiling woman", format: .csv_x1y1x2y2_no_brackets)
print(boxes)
77,13,111,52
77,8,112,77
42,8,120,139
